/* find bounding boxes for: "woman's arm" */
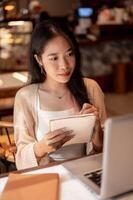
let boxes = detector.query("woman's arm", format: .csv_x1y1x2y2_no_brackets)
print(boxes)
91,120,103,153
83,78,107,153
79,102,103,153
14,88,40,170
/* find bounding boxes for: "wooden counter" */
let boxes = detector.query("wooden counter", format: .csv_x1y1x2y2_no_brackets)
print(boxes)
0,72,28,117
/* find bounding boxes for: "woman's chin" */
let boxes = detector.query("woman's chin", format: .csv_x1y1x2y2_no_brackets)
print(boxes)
56,76,71,83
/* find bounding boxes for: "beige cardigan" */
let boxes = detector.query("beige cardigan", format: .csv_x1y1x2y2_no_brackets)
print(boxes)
14,78,107,170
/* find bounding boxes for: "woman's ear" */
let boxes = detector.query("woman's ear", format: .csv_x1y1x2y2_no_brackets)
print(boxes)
34,54,43,66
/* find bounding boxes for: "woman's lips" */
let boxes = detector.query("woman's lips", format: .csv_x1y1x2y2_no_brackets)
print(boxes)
58,72,71,77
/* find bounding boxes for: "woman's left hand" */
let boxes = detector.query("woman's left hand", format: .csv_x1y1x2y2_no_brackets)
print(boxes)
79,103,103,153
79,103,99,120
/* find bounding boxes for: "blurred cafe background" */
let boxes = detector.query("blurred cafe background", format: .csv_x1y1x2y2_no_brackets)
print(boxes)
0,0,133,172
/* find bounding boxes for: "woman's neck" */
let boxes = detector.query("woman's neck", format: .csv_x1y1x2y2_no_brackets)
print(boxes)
40,79,67,94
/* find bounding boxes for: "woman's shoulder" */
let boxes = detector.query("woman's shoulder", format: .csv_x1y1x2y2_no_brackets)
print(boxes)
83,77,101,90
15,83,38,100
83,77,104,100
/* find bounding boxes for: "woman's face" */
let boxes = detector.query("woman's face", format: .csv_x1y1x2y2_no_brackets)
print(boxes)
40,35,76,84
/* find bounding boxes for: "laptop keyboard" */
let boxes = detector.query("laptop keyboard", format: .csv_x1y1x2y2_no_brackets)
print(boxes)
84,169,102,187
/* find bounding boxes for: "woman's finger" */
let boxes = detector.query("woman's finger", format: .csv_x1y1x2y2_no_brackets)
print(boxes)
52,134,75,149
80,103,92,114
94,111,99,120
80,106,98,114
46,127,70,139
46,130,73,145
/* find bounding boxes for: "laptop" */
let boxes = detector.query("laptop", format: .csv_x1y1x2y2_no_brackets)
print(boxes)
63,114,133,199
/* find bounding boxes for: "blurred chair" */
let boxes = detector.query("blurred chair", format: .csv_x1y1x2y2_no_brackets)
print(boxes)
0,121,16,173
0,98,14,120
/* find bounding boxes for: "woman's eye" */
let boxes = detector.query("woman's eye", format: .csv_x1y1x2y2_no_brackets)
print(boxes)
49,57,58,61
66,51,74,57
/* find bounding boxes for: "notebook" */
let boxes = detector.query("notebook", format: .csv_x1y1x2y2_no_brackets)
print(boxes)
0,173,59,200
50,113,96,146
63,114,133,199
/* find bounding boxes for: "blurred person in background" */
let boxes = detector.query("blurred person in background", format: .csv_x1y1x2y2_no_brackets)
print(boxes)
29,0,51,24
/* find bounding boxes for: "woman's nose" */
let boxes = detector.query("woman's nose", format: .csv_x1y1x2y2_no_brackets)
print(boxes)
60,57,69,70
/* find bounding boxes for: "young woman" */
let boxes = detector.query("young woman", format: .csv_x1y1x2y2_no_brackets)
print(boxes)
14,20,107,170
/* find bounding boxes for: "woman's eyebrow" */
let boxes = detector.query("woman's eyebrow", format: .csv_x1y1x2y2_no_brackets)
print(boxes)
66,47,73,52
47,53,57,57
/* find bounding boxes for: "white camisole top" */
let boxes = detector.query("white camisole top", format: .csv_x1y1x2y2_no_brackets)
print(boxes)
36,94,86,161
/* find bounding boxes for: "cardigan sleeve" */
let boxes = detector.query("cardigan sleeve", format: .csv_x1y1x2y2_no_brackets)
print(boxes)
14,86,49,170
84,78,107,155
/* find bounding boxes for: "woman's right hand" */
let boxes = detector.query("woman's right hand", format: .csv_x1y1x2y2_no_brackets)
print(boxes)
34,128,74,158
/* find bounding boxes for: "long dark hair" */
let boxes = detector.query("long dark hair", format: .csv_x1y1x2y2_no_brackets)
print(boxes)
29,19,89,108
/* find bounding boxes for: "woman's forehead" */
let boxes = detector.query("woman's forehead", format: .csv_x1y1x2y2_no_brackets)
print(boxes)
42,35,72,55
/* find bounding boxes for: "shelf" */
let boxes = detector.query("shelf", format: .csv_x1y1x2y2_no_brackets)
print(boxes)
77,23,133,46
0,19,33,73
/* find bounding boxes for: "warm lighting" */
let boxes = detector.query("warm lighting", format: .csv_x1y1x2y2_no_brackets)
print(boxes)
0,80,3,86
12,72,28,83
5,5,15,11
8,21,25,26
